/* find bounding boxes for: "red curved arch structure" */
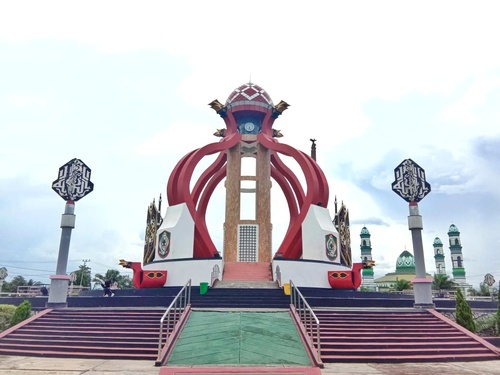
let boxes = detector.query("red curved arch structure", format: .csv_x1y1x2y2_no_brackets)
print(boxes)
165,121,330,260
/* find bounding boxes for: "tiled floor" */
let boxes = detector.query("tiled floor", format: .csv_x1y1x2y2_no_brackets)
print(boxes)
166,311,311,366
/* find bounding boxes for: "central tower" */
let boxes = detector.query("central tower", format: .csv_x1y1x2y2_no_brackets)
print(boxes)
218,83,277,263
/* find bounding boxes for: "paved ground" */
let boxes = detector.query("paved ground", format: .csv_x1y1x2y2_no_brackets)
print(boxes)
2,356,500,374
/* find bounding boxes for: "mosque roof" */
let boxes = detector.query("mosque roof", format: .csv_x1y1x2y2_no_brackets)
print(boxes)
395,250,415,273
374,273,433,284
360,226,370,235
433,237,443,245
448,223,460,235
225,82,274,107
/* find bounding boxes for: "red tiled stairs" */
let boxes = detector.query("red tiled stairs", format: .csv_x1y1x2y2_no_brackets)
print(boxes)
316,309,500,362
222,262,272,281
0,308,169,359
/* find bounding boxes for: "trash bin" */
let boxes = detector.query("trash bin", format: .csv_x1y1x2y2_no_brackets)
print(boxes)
283,283,291,296
200,282,209,295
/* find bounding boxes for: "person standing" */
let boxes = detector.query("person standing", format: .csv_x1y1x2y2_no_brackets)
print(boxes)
101,279,115,297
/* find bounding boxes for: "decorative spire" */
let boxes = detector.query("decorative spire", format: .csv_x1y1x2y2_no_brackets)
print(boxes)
310,138,317,161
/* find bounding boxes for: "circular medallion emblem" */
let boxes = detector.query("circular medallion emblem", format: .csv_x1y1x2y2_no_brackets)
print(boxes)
157,230,171,259
325,234,338,261
244,122,255,132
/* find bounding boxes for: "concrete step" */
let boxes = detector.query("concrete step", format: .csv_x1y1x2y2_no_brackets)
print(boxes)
213,280,279,289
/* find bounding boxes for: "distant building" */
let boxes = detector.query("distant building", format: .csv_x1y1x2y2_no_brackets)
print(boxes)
374,250,433,292
433,237,446,275
448,224,467,286
359,226,375,290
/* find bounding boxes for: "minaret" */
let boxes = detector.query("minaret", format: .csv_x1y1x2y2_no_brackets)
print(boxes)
360,226,375,290
433,237,446,274
448,224,467,286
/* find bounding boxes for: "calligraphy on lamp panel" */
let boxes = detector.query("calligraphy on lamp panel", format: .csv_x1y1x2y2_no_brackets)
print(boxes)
52,158,94,201
391,158,431,202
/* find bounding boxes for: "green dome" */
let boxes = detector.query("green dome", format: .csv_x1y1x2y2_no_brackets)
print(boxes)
395,250,415,273
448,224,460,235
360,226,370,235
433,237,442,245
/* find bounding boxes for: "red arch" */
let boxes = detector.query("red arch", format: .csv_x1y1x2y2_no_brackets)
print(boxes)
166,129,330,260
166,133,240,258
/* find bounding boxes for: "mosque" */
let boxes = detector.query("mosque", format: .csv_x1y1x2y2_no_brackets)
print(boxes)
360,224,468,292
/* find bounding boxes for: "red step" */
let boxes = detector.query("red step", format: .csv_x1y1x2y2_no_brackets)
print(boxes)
316,309,500,363
223,262,272,281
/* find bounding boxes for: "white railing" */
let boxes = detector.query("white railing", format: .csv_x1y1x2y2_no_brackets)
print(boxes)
211,264,221,286
289,280,321,361
157,279,191,361
275,265,282,287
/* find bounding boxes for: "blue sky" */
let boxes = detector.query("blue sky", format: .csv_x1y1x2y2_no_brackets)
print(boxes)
1,1,499,288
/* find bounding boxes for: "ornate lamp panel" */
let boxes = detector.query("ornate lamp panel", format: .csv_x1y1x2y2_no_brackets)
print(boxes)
391,158,430,202
52,158,94,201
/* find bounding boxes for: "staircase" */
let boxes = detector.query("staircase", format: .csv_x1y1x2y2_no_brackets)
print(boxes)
191,287,289,309
222,262,272,281
316,309,500,362
0,308,167,360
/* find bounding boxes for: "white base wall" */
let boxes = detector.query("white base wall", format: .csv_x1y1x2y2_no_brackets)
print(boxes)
153,203,194,261
143,258,223,287
272,259,352,288
302,205,340,262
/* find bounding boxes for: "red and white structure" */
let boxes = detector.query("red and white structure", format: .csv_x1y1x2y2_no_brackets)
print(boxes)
122,83,368,288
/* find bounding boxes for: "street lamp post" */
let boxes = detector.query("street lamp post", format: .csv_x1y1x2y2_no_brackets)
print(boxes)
392,159,434,308
47,159,93,308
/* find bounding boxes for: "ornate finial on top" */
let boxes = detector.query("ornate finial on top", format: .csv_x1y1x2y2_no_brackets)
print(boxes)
208,99,224,113
274,100,290,114
272,129,283,138
310,138,317,161
213,129,226,137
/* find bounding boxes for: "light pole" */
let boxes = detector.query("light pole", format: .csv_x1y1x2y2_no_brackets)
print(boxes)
392,159,434,308
80,259,91,287
47,158,94,308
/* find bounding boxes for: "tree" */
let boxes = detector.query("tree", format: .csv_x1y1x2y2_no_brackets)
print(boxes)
2,276,42,293
477,282,494,296
432,274,457,291
455,288,476,332
71,264,92,287
394,279,411,291
92,269,133,289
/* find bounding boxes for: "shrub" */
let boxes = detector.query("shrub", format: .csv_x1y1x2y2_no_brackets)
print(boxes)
495,291,500,335
0,304,16,331
455,288,476,332
475,313,497,336
9,300,31,327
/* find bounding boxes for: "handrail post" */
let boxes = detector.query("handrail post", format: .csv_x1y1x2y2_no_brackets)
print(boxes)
157,279,192,361
288,279,321,363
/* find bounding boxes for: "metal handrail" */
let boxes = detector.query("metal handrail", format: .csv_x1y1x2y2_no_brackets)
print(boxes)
210,264,221,286
275,265,282,287
157,279,191,360
289,280,321,360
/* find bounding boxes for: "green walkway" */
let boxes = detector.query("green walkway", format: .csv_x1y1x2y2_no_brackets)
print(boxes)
167,311,311,366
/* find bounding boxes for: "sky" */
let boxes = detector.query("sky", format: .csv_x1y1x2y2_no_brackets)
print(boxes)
1,1,499,289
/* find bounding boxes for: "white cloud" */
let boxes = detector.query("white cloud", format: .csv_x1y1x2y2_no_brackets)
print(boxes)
1,1,500,290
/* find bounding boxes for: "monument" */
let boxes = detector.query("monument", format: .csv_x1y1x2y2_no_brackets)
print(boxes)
121,83,372,288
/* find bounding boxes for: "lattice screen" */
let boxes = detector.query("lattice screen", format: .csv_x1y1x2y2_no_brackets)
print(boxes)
237,224,259,262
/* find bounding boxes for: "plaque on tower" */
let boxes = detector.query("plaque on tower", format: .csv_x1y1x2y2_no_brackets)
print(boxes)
52,158,94,201
391,158,431,202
